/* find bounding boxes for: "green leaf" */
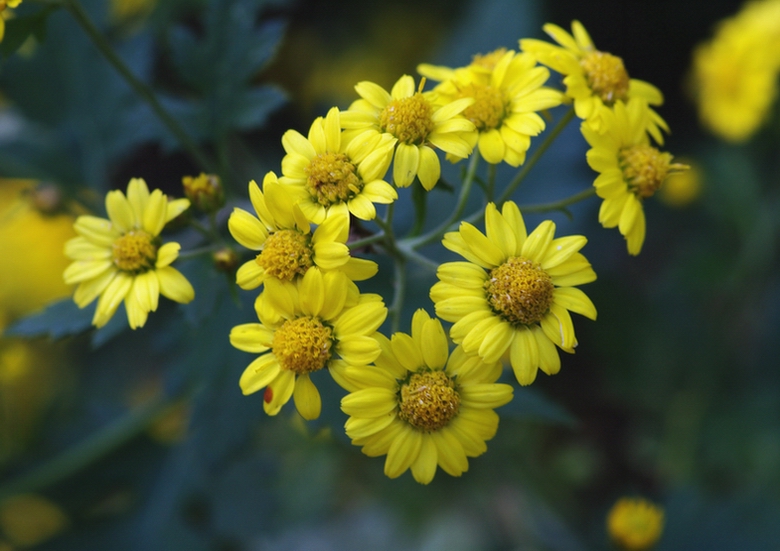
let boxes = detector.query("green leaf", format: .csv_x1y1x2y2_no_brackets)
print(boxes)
0,6,57,59
5,298,93,339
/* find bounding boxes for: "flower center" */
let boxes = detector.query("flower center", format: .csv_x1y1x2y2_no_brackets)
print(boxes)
305,152,363,207
272,317,334,374
256,229,313,281
580,51,630,105
398,370,460,431
112,230,158,273
471,47,508,71
459,83,506,131
484,256,554,326
379,93,435,145
619,144,674,198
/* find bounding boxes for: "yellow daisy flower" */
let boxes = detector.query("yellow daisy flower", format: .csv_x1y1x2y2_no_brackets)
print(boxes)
230,267,387,421
520,21,669,143
340,75,476,190
430,201,597,386
228,171,378,291
607,497,664,551
278,107,397,224
690,0,780,142
63,178,194,329
418,48,563,166
340,309,513,484
582,100,688,255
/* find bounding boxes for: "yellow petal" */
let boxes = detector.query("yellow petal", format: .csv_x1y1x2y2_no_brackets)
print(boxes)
105,190,134,233
384,427,422,479
410,436,438,484
293,374,322,420
229,323,273,353
156,266,195,304
239,354,280,395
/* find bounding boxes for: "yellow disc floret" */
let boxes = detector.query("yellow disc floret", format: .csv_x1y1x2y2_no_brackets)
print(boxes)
459,83,507,131
379,93,435,145
607,497,665,551
305,152,363,207
619,144,676,198
398,370,461,431
272,316,333,374
112,230,158,273
485,256,554,326
580,51,630,105
256,229,313,281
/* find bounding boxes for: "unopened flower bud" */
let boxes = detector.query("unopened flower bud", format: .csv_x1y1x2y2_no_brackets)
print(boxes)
213,247,239,273
182,173,224,213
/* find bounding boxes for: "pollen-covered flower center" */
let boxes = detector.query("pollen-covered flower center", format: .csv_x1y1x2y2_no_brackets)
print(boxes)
398,370,460,431
580,51,630,105
112,230,158,272
256,229,313,281
459,83,506,131
305,152,363,207
471,48,507,71
272,317,333,374
379,93,435,145
619,144,673,198
485,256,555,326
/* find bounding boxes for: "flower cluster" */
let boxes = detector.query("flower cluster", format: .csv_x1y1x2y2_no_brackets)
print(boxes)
63,20,684,484
690,0,780,142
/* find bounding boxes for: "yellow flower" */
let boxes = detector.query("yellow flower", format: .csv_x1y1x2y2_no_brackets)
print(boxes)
0,1,21,44
340,309,513,484
430,201,597,386
607,497,664,551
659,158,703,208
230,267,387,421
582,100,688,255
0,494,68,548
63,178,194,329
278,107,397,224
229,171,377,291
340,75,475,189
520,21,668,144
690,0,780,142
418,48,563,166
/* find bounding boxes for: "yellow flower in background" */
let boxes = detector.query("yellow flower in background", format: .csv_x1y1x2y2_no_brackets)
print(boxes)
520,21,668,144
659,158,703,208
340,75,475,189
582,100,688,255
418,48,562,166
690,0,780,142
228,172,377,292
0,179,75,329
0,0,22,44
230,268,387,420
0,494,68,548
63,178,194,329
430,201,597,386
279,107,397,224
110,0,155,23
607,497,664,551
340,309,513,484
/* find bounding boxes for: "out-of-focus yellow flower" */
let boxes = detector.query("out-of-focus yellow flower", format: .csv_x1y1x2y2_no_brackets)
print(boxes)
0,494,68,548
418,49,563,166
63,178,194,329
607,497,664,551
0,179,75,328
0,0,22,44
181,173,224,213
659,158,703,208
690,0,780,142
110,0,155,23
521,21,668,144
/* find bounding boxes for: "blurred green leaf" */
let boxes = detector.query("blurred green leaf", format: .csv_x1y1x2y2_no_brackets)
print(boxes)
5,297,93,339
0,6,57,58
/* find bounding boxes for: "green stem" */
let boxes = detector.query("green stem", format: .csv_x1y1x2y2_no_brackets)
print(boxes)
497,107,575,205
63,0,217,174
403,151,481,249
389,257,407,333
178,244,222,260
518,186,597,214
348,232,385,251
0,396,174,500
486,163,497,202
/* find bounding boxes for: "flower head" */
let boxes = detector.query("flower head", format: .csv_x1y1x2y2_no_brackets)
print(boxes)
607,497,664,551
278,107,397,224
228,172,377,293
520,21,668,143
430,201,597,386
582,100,688,255
418,49,562,166
340,75,476,189
63,178,193,329
230,268,387,420
340,309,512,484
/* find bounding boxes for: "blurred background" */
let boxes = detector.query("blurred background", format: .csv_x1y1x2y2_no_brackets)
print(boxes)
1,0,779,549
